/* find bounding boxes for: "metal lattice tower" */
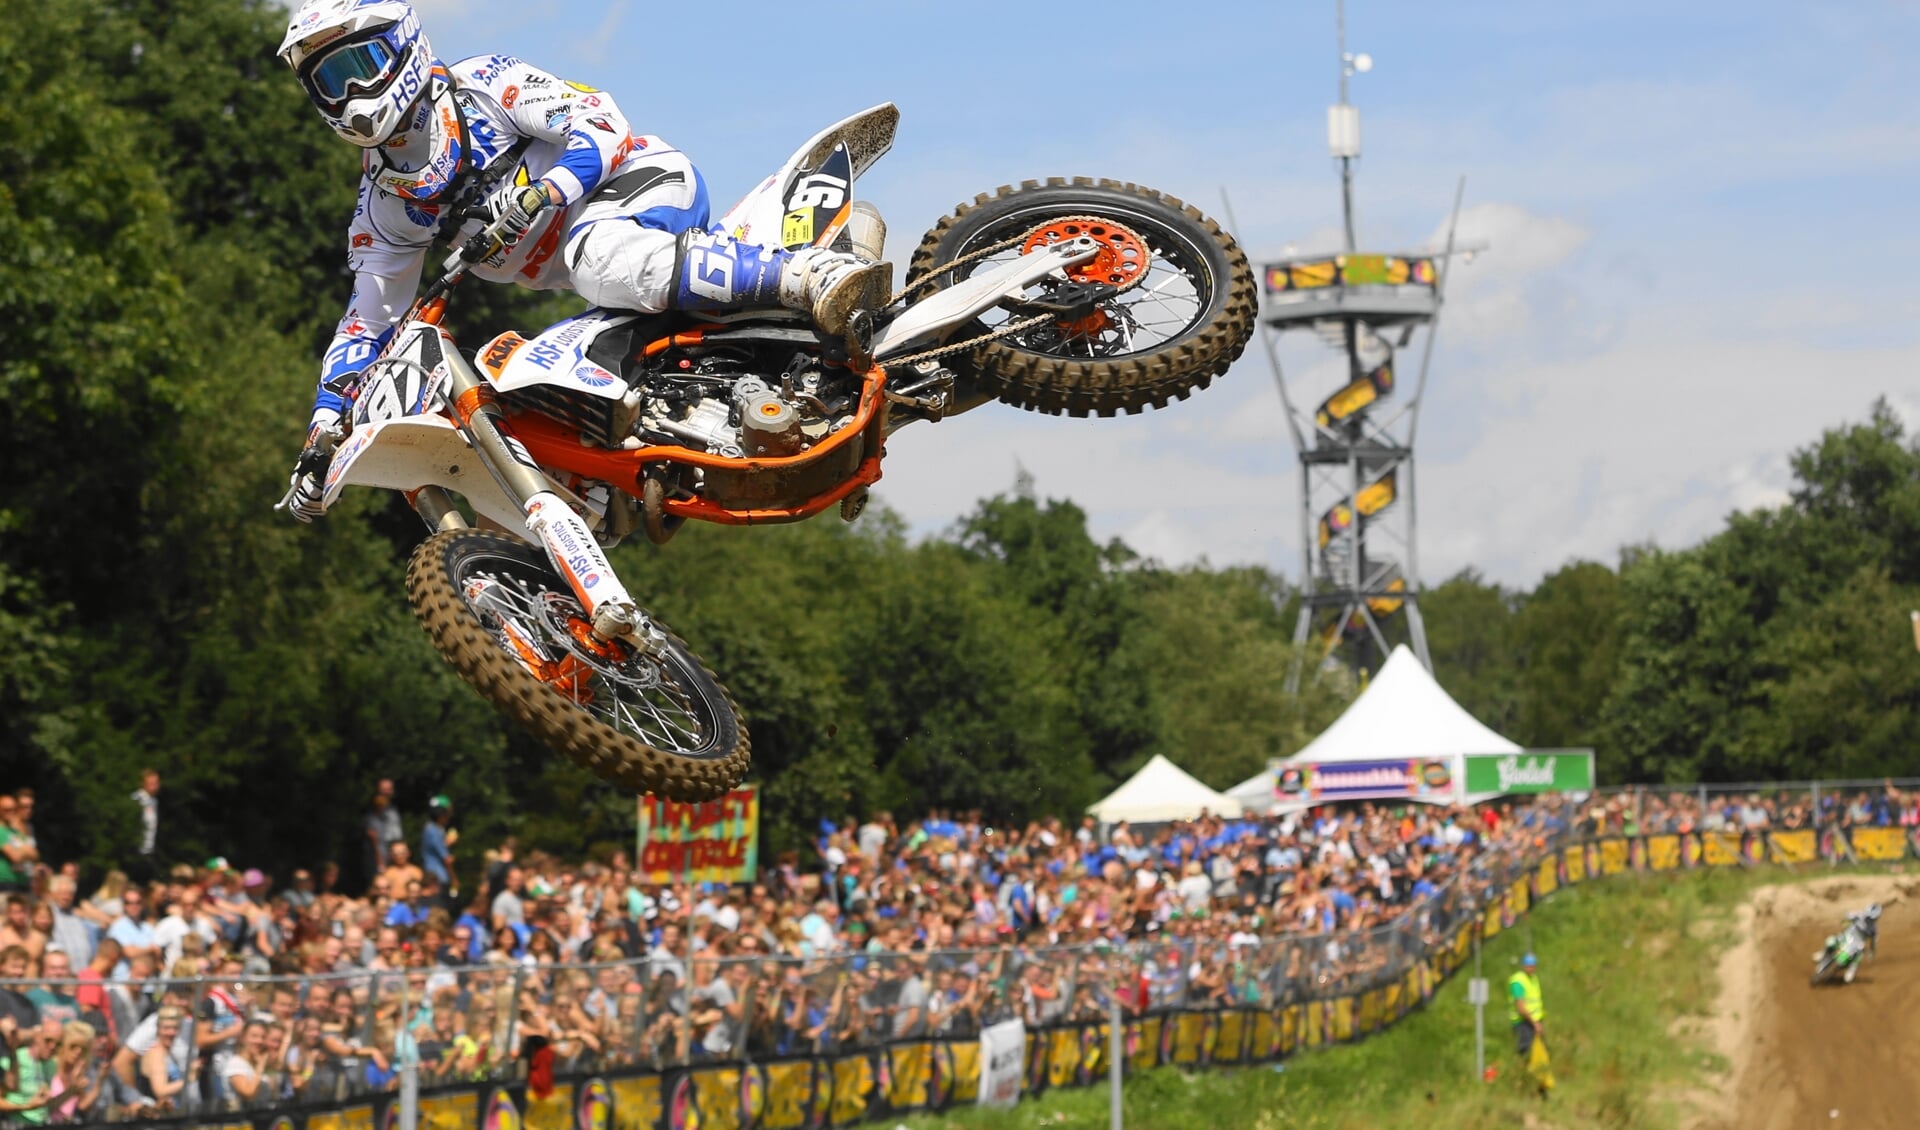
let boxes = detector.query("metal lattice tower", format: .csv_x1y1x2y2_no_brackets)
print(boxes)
1260,1,1481,686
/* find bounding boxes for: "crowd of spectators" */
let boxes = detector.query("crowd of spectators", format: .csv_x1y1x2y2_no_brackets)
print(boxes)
0,774,1909,1123
1578,781,1920,838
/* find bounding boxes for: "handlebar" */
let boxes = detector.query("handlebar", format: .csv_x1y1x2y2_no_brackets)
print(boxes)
411,211,516,317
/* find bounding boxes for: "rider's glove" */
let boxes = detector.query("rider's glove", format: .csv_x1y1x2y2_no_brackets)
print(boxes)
284,417,345,524
498,182,557,251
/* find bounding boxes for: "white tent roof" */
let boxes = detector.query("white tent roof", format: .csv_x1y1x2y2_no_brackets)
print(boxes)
1087,754,1242,823
1227,767,1275,806
1285,644,1521,765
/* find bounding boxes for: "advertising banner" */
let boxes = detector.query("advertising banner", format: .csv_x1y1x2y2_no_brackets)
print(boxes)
1850,826,1907,862
979,1020,1026,1109
1263,254,1437,294
636,787,760,885
1276,758,1456,803
1462,751,1595,795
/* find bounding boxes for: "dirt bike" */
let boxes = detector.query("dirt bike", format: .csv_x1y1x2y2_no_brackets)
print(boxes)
302,103,1255,802
1810,921,1872,986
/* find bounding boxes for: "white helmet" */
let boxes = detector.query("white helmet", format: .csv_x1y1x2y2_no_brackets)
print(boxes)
278,0,435,149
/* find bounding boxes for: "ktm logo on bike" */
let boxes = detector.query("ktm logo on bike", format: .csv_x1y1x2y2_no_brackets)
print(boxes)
479,332,528,377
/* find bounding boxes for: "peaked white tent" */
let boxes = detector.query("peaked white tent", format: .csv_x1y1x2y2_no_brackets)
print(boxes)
1231,645,1522,810
1291,644,1520,765
1087,754,1242,824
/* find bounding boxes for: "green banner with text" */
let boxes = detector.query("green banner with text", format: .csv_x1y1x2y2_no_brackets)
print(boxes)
1463,750,1595,794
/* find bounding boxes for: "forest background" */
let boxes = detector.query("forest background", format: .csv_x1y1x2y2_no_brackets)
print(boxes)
4,0,1918,887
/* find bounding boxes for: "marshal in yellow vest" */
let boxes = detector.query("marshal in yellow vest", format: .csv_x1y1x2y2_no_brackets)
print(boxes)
1507,971,1545,1025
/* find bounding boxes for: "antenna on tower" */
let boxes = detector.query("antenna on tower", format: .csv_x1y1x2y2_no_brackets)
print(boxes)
1256,0,1487,687
1330,0,1369,252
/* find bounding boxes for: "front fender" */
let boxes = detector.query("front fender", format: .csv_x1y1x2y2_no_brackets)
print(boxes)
322,416,530,538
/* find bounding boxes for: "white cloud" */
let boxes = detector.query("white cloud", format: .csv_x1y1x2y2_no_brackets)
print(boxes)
1418,335,1919,579
1430,203,1589,278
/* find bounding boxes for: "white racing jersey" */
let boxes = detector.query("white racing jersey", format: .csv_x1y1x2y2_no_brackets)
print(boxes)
314,54,645,420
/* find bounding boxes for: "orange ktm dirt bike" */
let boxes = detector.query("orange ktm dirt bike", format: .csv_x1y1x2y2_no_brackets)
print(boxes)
294,103,1255,802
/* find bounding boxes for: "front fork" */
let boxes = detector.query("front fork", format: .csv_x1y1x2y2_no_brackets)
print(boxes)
432,353,660,650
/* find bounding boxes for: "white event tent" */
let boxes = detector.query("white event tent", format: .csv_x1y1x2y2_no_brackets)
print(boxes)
1088,754,1243,824
1227,644,1522,813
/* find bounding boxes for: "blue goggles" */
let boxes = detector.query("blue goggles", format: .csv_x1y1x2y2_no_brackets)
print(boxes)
304,33,404,110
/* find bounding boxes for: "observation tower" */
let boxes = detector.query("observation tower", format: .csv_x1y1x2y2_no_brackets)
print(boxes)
1260,2,1480,686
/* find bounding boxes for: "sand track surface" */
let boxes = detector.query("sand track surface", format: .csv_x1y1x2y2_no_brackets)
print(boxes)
1694,874,1920,1130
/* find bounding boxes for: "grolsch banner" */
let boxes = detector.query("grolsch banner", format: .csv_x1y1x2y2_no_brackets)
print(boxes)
1463,751,1595,795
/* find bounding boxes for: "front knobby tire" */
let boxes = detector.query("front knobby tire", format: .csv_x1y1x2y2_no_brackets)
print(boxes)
406,529,749,801
908,177,1257,417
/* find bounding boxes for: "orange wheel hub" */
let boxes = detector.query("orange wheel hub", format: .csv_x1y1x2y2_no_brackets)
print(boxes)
1022,219,1148,288
545,655,598,702
1055,309,1112,339
563,617,626,662
523,616,629,703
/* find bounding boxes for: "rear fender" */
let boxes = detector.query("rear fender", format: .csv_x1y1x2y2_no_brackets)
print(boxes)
717,103,898,247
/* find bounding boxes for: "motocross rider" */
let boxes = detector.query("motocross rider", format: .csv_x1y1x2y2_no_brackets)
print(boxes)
1816,903,1881,981
276,0,889,522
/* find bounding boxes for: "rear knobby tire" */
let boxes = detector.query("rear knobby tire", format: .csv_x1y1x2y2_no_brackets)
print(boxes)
406,529,750,801
907,177,1257,417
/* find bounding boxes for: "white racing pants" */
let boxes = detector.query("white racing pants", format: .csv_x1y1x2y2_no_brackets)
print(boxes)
564,142,708,313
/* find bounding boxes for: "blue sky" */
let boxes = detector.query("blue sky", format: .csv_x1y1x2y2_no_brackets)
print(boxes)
409,0,1920,585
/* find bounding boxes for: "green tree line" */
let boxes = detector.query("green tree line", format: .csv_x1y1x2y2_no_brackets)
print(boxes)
2,0,1913,887
1414,402,1920,786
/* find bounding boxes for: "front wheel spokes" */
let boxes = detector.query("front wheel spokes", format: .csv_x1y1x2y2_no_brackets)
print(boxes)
463,570,715,756
612,690,708,751
565,634,712,754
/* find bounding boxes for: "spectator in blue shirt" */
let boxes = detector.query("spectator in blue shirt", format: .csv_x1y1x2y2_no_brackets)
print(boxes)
421,797,456,895
385,878,433,930
453,893,489,963
105,887,156,979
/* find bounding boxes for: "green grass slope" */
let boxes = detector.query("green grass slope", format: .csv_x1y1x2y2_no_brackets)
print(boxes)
905,867,1819,1130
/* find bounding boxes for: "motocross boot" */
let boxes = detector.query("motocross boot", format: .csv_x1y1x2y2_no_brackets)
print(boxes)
673,230,890,335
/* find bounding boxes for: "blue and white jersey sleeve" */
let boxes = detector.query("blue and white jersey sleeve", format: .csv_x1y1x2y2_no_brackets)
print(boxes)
313,177,435,424
453,56,634,204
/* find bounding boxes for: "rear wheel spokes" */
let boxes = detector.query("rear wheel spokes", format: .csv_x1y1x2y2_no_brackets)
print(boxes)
951,221,1211,357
